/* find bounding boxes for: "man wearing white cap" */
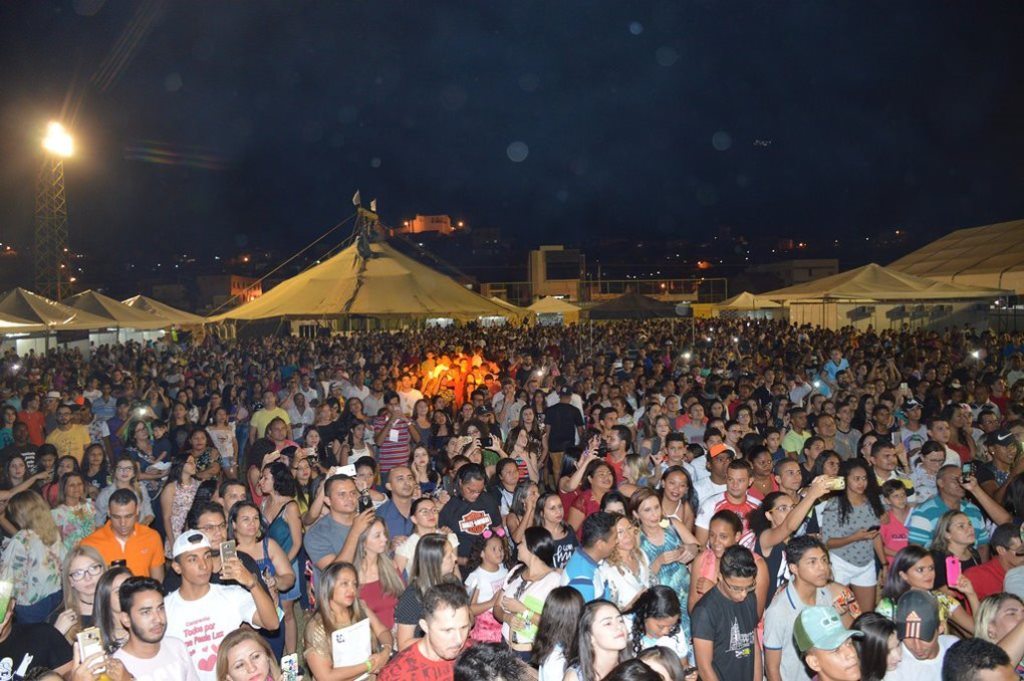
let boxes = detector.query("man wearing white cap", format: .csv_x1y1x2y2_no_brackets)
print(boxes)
164,530,279,681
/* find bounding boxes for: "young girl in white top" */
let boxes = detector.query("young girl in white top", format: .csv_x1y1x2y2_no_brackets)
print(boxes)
464,527,510,643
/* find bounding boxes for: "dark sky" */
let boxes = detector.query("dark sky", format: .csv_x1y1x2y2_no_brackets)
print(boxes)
2,1,1024,265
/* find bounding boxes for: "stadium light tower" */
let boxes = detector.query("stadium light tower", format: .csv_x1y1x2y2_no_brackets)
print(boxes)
35,121,74,300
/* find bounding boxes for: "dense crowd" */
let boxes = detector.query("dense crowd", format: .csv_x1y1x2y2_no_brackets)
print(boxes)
1,319,1024,681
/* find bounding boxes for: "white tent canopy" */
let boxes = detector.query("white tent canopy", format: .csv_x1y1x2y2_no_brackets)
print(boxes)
889,219,1024,294
209,238,520,322
760,263,1008,303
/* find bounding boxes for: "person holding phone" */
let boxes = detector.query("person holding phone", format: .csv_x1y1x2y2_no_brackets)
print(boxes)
818,459,888,613
927,510,981,611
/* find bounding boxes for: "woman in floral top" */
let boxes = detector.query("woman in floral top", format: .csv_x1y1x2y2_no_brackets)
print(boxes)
160,454,199,558
50,472,100,552
0,490,66,623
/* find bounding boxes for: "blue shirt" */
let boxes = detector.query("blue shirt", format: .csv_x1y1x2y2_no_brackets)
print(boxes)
92,396,117,421
563,548,605,601
823,358,849,381
907,495,990,548
377,499,414,540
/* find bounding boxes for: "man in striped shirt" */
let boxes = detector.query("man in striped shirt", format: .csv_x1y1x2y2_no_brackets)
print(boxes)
373,390,412,483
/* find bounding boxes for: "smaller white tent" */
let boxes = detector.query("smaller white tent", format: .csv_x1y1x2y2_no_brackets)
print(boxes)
527,297,580,324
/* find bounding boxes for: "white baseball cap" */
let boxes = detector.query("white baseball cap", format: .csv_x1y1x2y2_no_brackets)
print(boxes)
171,530,212,559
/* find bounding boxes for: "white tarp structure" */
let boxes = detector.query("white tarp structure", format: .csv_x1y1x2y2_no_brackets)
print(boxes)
889,219,1024,294
760,263,1007,330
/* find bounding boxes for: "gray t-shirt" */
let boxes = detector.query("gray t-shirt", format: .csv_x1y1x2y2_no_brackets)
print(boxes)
818,497,879,566
833,428,861,460
763,583,833,681
303,514,352,584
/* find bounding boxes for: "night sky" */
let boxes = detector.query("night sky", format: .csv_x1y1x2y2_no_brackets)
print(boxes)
2,1,1024,267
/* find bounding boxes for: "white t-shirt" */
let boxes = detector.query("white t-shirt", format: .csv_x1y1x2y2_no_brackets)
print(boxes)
397,389,424,417
113,637,200,681
887,636,957,681
538,643,567,681
693,477,726,508
465,565,509,604
395,531,460,565
164,584,260,681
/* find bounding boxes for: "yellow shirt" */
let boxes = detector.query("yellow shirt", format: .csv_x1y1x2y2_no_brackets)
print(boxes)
250,407,290,440
46,425,91,463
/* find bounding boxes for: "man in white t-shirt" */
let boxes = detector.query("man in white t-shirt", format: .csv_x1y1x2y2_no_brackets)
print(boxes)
113,576,198,681
164,531,279,681
396,373,424,417
887,590,957,681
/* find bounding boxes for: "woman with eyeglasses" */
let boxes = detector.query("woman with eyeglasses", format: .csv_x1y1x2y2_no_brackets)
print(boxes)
393,497,458,575
50,545,106,641
95,456,155,527
50,471,99,552
123,420,165,502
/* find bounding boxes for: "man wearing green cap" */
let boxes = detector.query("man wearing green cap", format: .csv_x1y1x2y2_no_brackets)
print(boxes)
793,606,863,681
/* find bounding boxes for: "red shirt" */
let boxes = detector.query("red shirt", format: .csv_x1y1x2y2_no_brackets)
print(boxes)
604,454,625,483
378,640,456,681
18,410,45,446
964,558,1007,602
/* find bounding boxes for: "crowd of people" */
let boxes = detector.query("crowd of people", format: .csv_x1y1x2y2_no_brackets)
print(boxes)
1,318,1024,681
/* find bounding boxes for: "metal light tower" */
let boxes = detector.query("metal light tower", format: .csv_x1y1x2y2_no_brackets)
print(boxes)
35,121,74,300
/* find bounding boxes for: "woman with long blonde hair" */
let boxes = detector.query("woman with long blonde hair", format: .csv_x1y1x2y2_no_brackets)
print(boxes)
0,490,65,623
353,517,405,631
217,628,282,681
303,562,394,681
52,545,107,641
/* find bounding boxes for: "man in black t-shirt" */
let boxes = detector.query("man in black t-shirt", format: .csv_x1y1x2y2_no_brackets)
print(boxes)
692,545,762,681
0,600,73,679
0,423,38,471
543,386,584,486
438,464,501,576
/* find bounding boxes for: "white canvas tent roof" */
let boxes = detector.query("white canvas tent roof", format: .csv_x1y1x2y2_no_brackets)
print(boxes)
760,263,1008,303
717,291,781,309
122,295,206,325
209,238,520,322
0,288,109,331
66,290,169,330
527,297,580,314
888,219,1024,294
488,296,530,316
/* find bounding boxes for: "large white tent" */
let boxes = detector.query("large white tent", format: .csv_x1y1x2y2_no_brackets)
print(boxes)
209,237,521,324
889,219,1024,294
759,263,1006,330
